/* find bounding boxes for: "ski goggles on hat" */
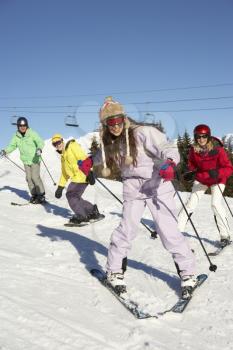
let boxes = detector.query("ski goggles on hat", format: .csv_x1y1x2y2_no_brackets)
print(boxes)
106,115,125,127
196,134,208,139
52,139,63,147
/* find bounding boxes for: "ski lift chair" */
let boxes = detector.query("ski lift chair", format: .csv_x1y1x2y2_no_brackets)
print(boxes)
64,115,79,127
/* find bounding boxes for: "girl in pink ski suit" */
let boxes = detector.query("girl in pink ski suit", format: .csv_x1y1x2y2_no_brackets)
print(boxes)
99,97,196,293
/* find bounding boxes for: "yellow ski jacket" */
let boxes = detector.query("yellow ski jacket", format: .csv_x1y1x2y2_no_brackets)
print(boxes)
58,139,88,187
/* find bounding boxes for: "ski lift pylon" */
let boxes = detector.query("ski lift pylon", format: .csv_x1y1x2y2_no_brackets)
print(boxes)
65,115,79,127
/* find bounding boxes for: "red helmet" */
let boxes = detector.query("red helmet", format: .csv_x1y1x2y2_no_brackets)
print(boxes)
193,124,211,136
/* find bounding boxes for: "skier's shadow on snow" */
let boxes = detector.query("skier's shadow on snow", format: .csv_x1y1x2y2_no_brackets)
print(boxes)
37,224,180,295
0,185,30,200
183,231,219,247
1,185,71,218
42,202,71,218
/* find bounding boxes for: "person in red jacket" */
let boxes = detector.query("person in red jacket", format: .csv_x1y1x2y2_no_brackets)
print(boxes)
178,124,233,246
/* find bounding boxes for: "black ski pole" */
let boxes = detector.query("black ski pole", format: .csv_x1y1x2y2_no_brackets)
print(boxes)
217,183,233,218
41,157,57,186
96,177,157,238
173,182,217,272
4,155,25,172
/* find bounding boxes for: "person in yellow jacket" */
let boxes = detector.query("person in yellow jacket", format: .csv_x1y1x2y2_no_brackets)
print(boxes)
51,134,104,226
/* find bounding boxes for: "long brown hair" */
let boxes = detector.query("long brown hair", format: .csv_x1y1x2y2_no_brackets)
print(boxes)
102,121,138,169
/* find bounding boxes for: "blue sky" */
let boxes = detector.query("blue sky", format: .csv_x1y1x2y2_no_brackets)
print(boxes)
0,0,233,148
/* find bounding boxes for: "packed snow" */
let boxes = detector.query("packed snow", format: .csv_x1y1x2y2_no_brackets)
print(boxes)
0,135,233,350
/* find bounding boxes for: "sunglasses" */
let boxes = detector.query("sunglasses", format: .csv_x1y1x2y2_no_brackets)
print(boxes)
18,124,27,127
106,116,124,127
52,139,63,147
196,134,208,139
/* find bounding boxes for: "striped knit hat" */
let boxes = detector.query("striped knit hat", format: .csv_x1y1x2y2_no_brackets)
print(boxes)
99,96,132,177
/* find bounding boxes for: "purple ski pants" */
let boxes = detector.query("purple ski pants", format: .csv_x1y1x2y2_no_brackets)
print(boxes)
106,185,196,278
66,182,94,218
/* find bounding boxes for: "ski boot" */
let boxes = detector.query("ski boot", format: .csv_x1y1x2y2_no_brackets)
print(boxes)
88,205,105,223
29,195,37,204
220,237,231,248
106,272,127,295
34,193,46,204
181,275,198,299
68,215,89,226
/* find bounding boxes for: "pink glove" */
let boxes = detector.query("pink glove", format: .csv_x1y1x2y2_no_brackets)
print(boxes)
159,159,176,182
77,157,93,176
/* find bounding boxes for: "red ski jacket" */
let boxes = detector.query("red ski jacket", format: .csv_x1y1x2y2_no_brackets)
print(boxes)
188,139,233,187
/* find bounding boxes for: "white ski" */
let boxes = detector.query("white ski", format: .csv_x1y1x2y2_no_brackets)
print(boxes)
91,268,157,319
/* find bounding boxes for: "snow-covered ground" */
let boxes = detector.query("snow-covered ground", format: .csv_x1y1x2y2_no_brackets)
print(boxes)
1,137,233,350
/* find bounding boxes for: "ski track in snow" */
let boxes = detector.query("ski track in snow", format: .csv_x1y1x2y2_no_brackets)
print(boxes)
1,141,233,349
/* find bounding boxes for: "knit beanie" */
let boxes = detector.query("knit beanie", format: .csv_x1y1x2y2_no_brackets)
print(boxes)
99,96,133,177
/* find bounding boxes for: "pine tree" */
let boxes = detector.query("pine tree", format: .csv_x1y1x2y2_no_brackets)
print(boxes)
176,130,193,192
154,120,165,133
177,134,183,156
89,135,99,155
223,142,233,198
182,130,192,166
89,136,103,178
222,135,227,148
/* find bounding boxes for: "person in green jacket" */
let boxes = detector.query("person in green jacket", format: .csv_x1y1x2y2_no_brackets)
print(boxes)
0,117,46,204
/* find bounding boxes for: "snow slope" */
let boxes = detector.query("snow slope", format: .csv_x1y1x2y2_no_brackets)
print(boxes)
0,136,233,350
